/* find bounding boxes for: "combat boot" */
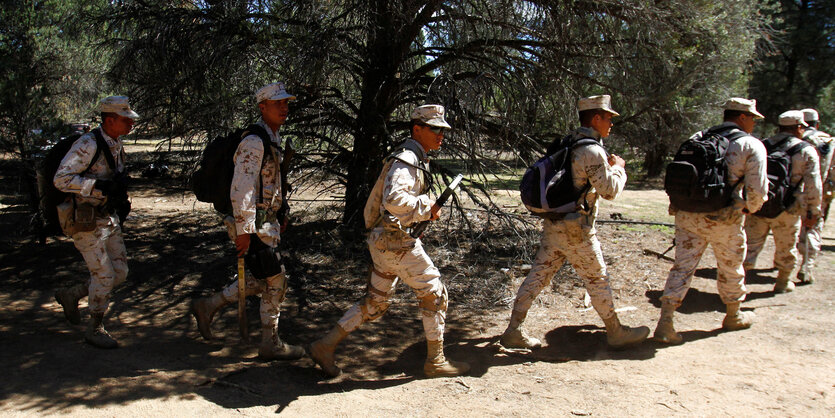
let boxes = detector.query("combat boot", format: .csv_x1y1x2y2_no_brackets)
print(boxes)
191,292,236,340
258,324,305,361
500,309,542,349
55,283,88,325
773,272,795,293
85,312,118,349
653,302,683,345
603,313,649,349
722,301,754,331
797,271,814,284
424,339,470,378
309,325,349,377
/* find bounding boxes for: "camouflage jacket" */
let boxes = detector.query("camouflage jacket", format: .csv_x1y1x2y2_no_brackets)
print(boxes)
765,132,822,217
230,119,283,239
53,127,126,208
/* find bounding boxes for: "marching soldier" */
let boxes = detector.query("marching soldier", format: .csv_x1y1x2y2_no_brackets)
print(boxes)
654,98,768,345
500,95,650,350
310,104,470,378
191,82,304,361
796,108,833,284
53,96,137,348
743,110,821,293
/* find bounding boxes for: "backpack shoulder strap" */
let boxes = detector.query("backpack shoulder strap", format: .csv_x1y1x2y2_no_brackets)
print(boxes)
86,128,114,172
786,140,810,156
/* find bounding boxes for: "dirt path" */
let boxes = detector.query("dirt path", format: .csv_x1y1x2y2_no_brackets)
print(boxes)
1,175,833,416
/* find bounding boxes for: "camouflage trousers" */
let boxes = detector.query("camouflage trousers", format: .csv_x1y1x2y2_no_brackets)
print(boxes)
661,209,747,307
744,211,801,276
220,241,287,329
797,217,824,276
71,214,128,314
337,230,446,341
511,215,615,320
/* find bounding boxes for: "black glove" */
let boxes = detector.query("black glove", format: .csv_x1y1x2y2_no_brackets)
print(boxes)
94,179,119,197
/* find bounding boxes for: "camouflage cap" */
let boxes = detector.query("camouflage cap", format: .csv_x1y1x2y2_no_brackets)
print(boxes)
411,104,452,129
577,95,620,116
778,110,808,127
800,108,819,123
723,97,764,119
99,96,139,119
255,82,296,103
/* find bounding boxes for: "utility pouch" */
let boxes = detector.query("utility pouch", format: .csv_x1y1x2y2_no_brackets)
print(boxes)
244,235,283,279
374,228,416,251
56,199,78,237
74,203,97,232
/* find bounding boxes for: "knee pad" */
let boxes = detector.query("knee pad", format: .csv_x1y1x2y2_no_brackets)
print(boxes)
360,296,391,322
245,239,284,280
418,285,448,317
266,273,288,301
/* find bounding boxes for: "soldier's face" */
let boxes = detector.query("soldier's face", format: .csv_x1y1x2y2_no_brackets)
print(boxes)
591,112,614,137
260,99,290,127
413,124,445,151
738,113,756,134
103,114,134,139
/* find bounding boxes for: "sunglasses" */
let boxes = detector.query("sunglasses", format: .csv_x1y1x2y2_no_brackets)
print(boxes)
420,124,446,134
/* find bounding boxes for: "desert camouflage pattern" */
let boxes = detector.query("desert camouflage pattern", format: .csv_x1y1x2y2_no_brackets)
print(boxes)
744,211,801,276
797,128,831,277
230,119,283,247
511,126,626,321
54,128,126,206
338,139,447,341
661,123,767,307
54,127,128,314
770,133,822,218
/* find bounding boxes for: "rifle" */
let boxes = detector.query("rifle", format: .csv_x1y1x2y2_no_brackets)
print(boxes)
410,174,464,239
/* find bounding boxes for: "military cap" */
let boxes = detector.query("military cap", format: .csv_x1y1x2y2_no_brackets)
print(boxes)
577,95,620,116
723,97,764,119
800,108,819,123
255,82,296,103
99,96,139,119
778,110,809,127
411,104,452,129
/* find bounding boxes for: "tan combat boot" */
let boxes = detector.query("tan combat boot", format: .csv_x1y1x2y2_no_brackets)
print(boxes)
796,271,814,284
191,292,229,341
500,309,542,349
722,301,754,331
85,312,118,349
258,323,305,361
55,283,88,325
603,313,649,349
424,339,470,378
309,325,349,377
773,271,795,293
653,302,683,345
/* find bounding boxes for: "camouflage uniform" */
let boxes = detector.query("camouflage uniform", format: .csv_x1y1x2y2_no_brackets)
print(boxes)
219,119,288,331
54,127,128,315
661,122,768,307
797,127,832,280
745,133,821,277
337,138,447,341
512,127,624,321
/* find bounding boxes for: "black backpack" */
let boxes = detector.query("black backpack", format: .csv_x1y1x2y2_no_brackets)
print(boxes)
665,126,747,213
520,135,600,216
36,128,112,236
753,137,809,218
802,128,831,159
191,124,271,215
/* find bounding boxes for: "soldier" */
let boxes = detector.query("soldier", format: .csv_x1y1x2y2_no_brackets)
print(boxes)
500,95,650,350
796,108,833,284
53,96,137,348
654,98,768,345
743,110,821,293
191,82,304,361
310,104,470,378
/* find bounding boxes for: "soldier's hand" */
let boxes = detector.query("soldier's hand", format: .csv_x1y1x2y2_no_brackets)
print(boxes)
608,154,626,168
235,234,250,257
430,204,441,221
94,180,119,197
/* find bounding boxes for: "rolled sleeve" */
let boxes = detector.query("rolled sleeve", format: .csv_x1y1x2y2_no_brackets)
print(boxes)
382,155,433,226
231,136,264,235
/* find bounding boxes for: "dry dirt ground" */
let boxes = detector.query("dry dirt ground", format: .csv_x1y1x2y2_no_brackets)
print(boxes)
0,150,833,417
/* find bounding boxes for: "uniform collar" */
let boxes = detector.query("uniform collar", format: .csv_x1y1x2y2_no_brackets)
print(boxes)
257,119,280,144
96,126,117,145
404,138,428,162
765,131,797,145
573,126,603,145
